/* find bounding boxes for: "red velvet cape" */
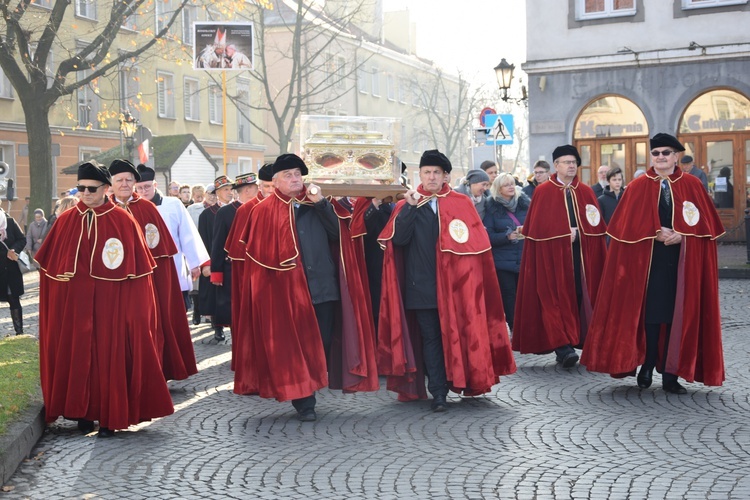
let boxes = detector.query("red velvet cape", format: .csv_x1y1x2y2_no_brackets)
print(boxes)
224,193,263,371
580,168,725,385
377,183,516,401
35,199,173,429
513,174,607,354
234,188,379,400
328,198,380,392
112,193,198,381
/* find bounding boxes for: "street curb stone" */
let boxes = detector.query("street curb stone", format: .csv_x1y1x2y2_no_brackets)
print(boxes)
0,400,44,486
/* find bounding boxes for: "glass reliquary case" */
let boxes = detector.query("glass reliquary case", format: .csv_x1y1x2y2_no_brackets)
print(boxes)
299,115,407,198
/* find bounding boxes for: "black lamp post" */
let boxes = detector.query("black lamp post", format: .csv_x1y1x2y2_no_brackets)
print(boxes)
494,58,527,105
119,110,139,163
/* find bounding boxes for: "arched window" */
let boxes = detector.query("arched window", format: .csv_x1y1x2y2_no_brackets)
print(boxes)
574,96,648,140
573,96,648,183
679,89,750,134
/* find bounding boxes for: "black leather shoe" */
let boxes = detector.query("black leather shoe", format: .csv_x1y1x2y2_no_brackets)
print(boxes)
297,409,317,422
214,328,225,341
663,380,687,394
77,419,95,434
192,313,201,326
431,395,448,412
561,351,579,368
637,367,653,389
97,427,115,438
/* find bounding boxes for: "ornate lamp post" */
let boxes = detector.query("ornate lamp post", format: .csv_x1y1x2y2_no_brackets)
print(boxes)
119,110,139,163
494,58,527,104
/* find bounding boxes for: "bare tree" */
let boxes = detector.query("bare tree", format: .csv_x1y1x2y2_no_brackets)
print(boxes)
0,0,270,216
409,69,481,174
233,0,375,155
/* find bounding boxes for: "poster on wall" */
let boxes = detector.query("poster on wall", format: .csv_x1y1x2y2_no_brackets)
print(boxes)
193,22,254,71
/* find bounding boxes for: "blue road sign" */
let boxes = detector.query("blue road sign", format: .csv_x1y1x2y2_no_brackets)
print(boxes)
485,114,514,146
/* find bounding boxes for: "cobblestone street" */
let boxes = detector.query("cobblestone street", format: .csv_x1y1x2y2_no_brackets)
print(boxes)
2,276,750,499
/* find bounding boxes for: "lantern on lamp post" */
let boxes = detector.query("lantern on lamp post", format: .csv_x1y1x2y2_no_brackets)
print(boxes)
119,110,139,163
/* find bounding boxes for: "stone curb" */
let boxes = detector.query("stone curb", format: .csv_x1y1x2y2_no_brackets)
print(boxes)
719,267,750,279
0,401,44,486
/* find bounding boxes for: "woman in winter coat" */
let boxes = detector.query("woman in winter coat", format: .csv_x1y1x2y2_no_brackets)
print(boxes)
26,208,47,268
483,172,531,330
597,167,624,225
0,209,26,335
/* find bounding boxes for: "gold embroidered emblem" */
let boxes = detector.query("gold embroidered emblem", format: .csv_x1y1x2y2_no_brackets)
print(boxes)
102,238,125,270
585,204,601,226
682,201,700,227
448,219,469,244
144,223,160,249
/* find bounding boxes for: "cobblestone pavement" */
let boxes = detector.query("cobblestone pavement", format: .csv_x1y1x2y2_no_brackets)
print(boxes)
2,277,750,499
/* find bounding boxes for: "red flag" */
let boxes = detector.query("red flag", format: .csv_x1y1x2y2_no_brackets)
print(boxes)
138,139,149,164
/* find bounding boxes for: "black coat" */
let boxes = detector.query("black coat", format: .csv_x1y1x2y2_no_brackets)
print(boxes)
392,203,439,310
363,202,393,324
210,201,240,325
597,186,623,225
198,204,220,314
483,195,529,273
0,215,26,300
295,199,340,304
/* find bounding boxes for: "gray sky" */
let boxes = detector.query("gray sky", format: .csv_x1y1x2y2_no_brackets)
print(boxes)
383,0,527,91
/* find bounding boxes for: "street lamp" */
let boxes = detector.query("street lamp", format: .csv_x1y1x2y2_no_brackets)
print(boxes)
119,110,139,162
494,58,527,105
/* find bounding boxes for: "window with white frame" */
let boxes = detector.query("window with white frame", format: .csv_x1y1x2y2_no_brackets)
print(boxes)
28,44,55,89
183,77,200,121
156,71,175,119
121,4,138,31
386,74,395,101
182,5,196,45
682,0,747,8
156,0,175,34
357,66,368,93
401,124,408,152
238,157,253,174
413,128,420,153
236,78,251,143
336,57,346,88
30,0,51,9
411,82,421,107
371,67,380,97
398,78,407,104
119,63,140,119
0,69,13,99
77,69,100,127
576,0,636,20
208,83,223,124
75,0,96,20
324,53,334,83
79,147,101,162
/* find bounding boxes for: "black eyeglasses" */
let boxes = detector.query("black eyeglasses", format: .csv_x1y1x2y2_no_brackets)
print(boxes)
76,183,106,193
650,150,674,157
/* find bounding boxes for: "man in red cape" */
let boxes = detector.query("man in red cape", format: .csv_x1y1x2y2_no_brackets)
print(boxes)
233,154,378,421
36,161,173,437
581,133,725,393
513,144,607,367
224,164,274,371
378,150,516,411
109,159,197,381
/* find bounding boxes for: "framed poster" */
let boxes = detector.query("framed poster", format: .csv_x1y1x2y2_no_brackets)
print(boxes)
194,22,254,71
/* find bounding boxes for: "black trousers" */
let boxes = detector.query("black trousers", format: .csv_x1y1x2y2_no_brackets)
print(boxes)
414,308,448,399
496,270,518,330
292,301,336,413
643,323,678,383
